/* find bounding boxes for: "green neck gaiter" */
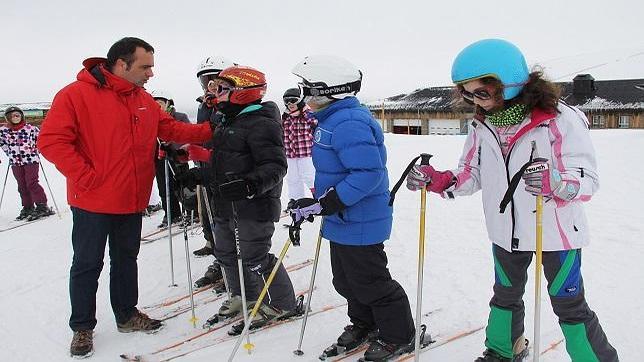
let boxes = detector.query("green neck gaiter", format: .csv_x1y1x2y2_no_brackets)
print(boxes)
487,104,527,127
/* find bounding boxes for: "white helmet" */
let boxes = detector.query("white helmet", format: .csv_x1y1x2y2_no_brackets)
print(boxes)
291,55,362,100
196,56,235,78
150,89,173,101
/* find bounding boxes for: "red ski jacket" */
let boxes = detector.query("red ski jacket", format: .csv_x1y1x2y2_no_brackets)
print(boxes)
38,58,212,214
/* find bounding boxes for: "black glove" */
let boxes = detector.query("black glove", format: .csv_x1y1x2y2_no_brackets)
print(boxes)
159,142,188,162
175,168,203,191
218,179,256,201
288,188,345,223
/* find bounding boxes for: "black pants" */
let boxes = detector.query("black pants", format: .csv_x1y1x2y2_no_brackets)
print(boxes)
213,216,295,311
155,158,182,219
330,242,415,344
69,207,142,331
488,244,618,360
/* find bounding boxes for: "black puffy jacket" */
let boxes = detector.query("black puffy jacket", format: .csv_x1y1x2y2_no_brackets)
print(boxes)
208,102,286,222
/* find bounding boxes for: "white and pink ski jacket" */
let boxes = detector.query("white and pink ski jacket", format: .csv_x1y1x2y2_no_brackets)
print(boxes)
445,103,598,252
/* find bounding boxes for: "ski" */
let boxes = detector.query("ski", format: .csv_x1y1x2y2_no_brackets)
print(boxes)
156,303,347,362
320,309,442,361
0,216,50,233
396,324,486,361
142,259,313,311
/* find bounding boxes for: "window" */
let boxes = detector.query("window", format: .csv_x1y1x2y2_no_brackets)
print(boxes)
618,115,631,128
591,115,605,128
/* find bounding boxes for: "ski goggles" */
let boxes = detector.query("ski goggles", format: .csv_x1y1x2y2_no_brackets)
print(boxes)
214,83,266,97
198,73,220,91
459,87,493,102
283,97,300,105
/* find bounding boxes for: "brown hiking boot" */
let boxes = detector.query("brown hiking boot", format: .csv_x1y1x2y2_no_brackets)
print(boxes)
117,310,164,333
70,330,93,358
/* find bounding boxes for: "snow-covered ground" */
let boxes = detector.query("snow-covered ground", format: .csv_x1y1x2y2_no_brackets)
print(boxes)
0,130,641,361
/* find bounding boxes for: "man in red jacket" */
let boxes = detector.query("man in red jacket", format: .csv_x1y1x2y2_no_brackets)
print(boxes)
37,37,212,358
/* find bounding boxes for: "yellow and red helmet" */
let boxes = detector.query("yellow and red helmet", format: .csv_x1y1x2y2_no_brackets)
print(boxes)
216,66,267,105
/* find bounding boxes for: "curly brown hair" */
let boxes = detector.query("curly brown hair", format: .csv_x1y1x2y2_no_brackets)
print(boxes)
451,69,561,115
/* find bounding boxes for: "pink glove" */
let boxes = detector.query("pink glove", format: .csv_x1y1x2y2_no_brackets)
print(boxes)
406,165,455,194
183,144,212,162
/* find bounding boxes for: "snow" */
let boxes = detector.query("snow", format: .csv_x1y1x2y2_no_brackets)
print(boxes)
0,130,641,361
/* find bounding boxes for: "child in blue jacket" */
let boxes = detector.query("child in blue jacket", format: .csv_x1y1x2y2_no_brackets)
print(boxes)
289,55,415,361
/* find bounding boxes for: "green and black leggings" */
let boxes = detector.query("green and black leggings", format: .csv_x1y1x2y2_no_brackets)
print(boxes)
487,244,618,361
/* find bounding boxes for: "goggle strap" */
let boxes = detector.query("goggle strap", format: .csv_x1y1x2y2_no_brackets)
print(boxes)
300,79,361,97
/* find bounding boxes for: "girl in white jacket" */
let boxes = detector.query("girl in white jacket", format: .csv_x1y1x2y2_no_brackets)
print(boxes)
406,39,618,362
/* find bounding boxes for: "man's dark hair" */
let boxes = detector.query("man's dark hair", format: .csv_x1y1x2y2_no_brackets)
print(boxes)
105,37,154,71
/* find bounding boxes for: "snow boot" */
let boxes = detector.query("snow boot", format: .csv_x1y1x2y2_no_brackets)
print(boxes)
194,262,223,288
193,245,214,257
475,336,530,361
15,206,34,221
70,330,93,358
27,203,54,221
117,310,164,334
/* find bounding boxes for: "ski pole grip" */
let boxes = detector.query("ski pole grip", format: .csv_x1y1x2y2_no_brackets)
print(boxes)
420,153,433,166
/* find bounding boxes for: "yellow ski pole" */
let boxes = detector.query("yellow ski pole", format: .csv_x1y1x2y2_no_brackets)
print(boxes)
531,141,543,361
414,153,432,362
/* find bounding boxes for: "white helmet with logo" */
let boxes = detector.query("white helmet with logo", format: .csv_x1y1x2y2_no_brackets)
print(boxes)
292,55,362,100
196,56,235,78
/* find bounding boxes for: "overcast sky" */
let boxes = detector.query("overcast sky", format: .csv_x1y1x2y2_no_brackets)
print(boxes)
2,0,643,118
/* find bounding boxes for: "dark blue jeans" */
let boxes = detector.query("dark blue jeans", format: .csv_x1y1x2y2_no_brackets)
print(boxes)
69,207,142,331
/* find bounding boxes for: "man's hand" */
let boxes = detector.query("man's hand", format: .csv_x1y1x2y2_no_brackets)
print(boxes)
219,179,256,201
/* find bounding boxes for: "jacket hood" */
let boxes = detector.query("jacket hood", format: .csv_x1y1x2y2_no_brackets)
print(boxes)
76,57,139,96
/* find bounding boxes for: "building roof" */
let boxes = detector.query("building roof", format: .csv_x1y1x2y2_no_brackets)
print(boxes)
368,76,644,112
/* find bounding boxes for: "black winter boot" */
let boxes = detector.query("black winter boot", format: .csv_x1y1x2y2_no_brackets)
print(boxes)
194,262,223,288
362,338,414,361
337,323,377,350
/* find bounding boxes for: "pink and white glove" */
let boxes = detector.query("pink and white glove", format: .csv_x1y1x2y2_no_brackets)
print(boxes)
406,165,455,194
522,158,579,201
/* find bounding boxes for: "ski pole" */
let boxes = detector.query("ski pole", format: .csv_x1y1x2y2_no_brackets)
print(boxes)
0,165,9,213
414,153,432,362
293,219,325,356
179,182,197,327
200,183,231,299
229,197,252,358
39,162,61,218
228,234,295,361
532,142,543,361
165,157,177,287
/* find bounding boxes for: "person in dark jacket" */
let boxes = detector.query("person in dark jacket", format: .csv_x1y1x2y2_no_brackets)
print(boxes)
37,37,213,358
288,55,415,361
180,65,297,324
151,90,191,228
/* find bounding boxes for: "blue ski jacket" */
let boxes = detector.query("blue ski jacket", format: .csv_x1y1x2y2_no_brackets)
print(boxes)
311,96,392,245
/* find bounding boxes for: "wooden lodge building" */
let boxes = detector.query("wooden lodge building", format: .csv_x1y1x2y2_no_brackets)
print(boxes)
367,74,644,134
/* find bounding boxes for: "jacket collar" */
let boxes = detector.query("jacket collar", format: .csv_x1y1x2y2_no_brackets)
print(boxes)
313,97,360,122
77,57,139,96
506,107,557,149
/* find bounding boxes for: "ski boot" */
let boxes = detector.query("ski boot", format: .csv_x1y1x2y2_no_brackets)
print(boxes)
194,262,223,288
475,336,530,361
359,324,433,362
319,322,378,360
27,203,54,221
202,295,244,329
228,295,305,336
15,206,34,221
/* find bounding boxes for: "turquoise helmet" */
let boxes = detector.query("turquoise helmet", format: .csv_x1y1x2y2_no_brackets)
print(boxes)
451,39,529,100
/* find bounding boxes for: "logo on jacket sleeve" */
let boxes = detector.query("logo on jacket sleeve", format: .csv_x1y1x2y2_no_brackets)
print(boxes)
314,128,322,143
313,127,333,147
